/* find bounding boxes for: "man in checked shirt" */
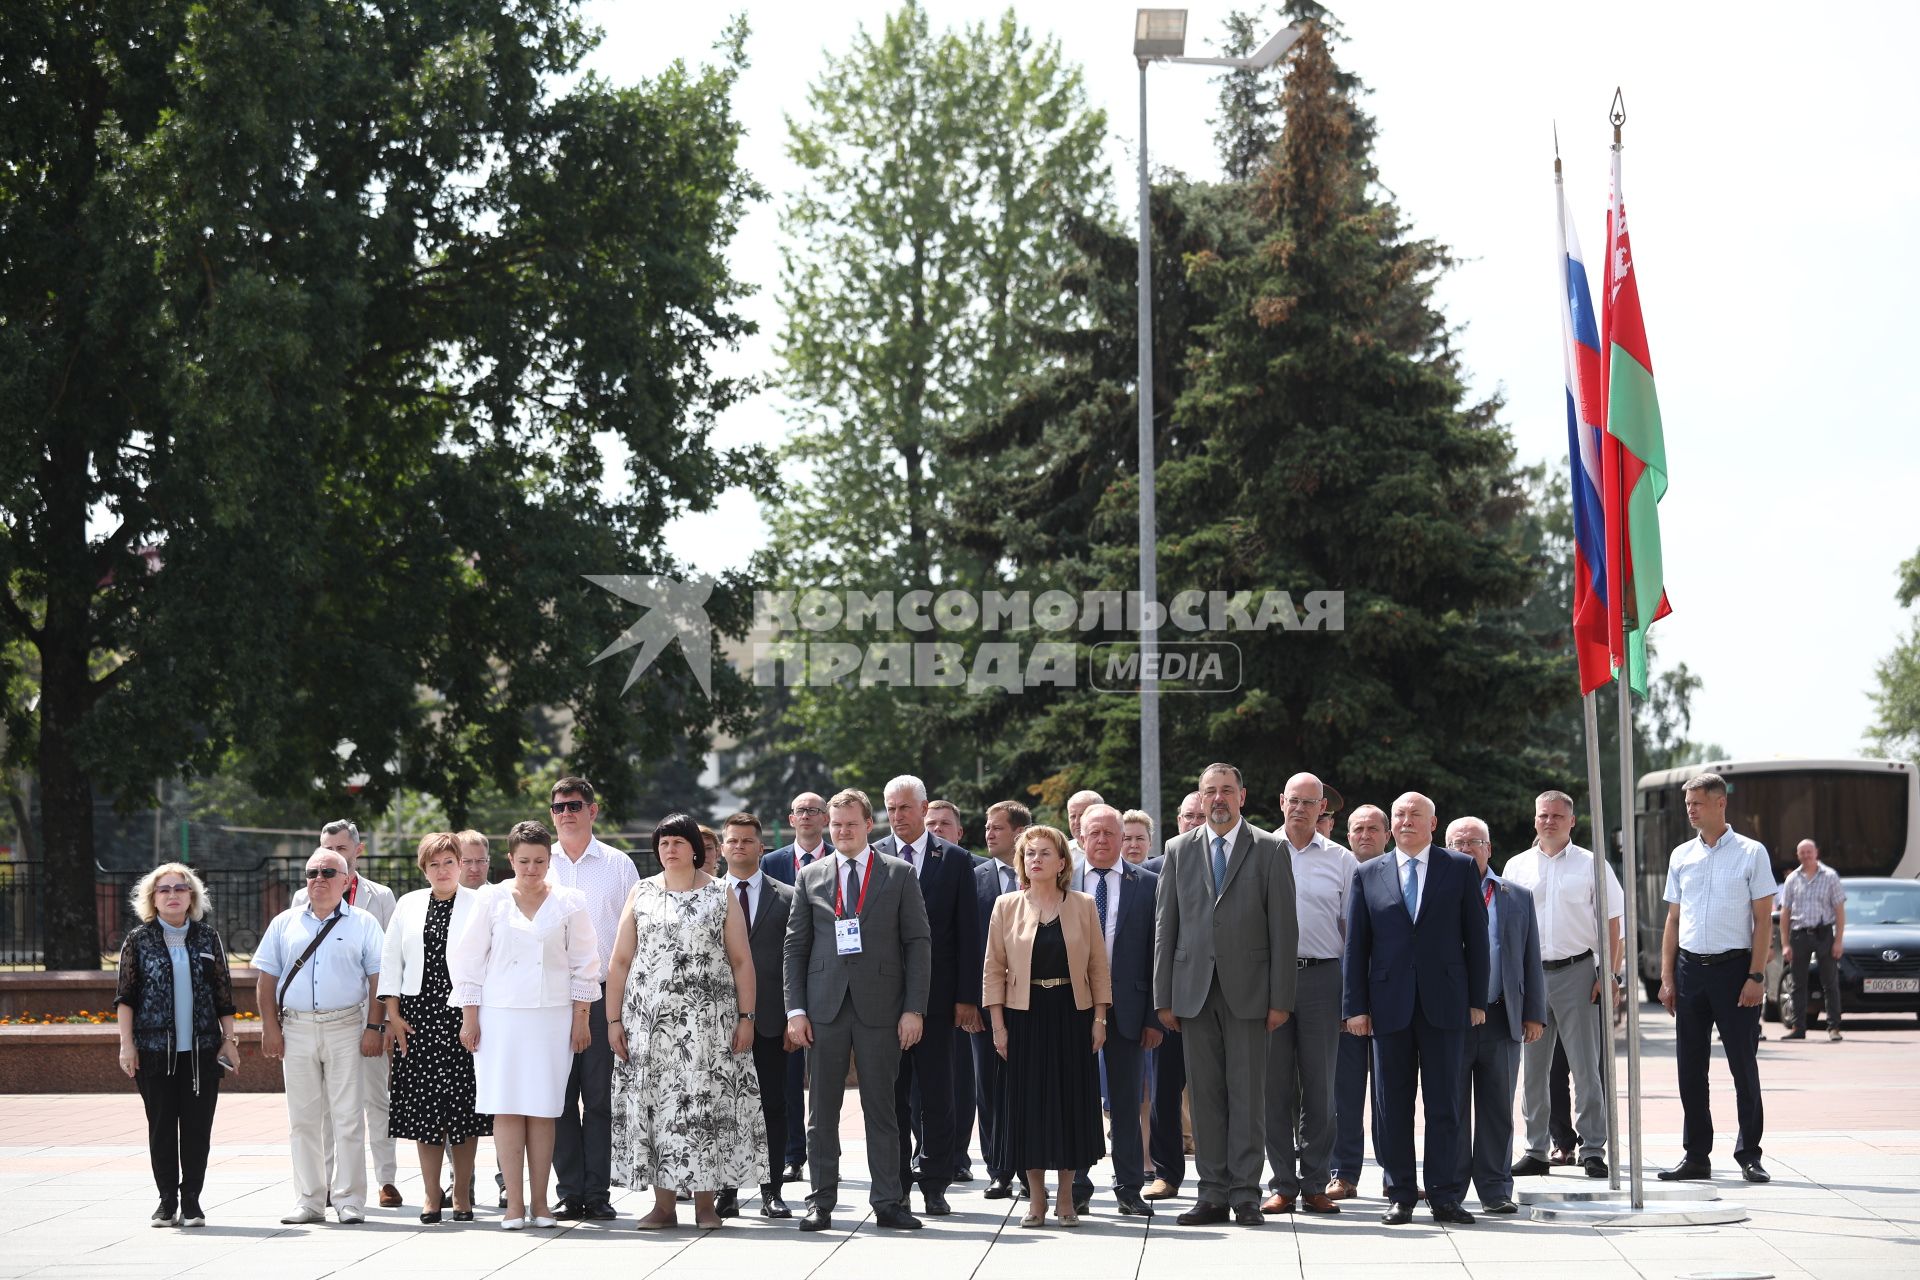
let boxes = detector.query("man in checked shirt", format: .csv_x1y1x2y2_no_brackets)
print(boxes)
1779,839,1847,1040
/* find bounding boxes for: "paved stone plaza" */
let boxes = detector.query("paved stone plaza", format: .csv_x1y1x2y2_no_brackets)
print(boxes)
1,1007,1915,1280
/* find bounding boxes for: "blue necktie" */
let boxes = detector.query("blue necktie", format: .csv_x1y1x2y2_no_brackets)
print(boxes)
1401,856,1419,919
1095,869,1110,934
1212,835,1228,894
1002,865,1015,893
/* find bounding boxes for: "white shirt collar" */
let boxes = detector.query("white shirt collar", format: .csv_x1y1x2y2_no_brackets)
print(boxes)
726,869,762,893
1283,829,1327,855
840,846,871,868
1396,844,1431,866
1204,820,1244,850
556,835,605,863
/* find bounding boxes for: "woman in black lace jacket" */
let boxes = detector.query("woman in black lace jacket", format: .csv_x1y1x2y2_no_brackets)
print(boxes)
115,863,239,1228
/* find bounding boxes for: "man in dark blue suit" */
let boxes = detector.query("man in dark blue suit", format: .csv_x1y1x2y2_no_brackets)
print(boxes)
1343,792,1489,1226
971,800,1028,1199
875,775,981,1217
1139,789,1202,1200
760,790,833,1183
1070,805,1162,1216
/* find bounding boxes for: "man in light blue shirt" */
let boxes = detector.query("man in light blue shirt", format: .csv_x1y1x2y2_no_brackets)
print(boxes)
255,849,387,1224
1656,773,1776,1184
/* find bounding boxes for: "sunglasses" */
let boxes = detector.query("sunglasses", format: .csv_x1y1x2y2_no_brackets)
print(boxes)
155,884,192,894
304,868,343,880
549,799,588,815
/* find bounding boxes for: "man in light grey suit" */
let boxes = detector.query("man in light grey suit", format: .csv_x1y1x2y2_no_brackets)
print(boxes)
1154,762,1299,1227
1448,817,1546,1215
784,788,932,1233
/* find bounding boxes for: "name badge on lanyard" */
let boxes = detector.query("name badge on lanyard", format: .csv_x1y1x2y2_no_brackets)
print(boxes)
834,861,871,956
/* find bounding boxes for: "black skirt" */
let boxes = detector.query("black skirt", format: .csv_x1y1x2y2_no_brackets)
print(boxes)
999,919,1104,1171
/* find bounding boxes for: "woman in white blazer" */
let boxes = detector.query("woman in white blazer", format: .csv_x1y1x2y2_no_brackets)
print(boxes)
450,821,601,1229
378,832,487,1222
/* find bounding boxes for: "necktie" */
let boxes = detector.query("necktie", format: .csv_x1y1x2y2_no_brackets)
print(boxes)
1095,869,1110,934
1402,857,1419,919
901,840,915,868
1001,865,1015,893
844,859,861,916
1211,835,1228,894
739,881,752,932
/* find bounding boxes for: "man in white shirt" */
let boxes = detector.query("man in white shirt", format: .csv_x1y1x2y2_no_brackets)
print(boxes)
1262,773,1357,1216
1501,791,1623,1181
542,775,638,1221
1066,788,1104,859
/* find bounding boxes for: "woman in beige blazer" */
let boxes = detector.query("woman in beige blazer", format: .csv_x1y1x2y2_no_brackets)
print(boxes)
984,824,1111,1227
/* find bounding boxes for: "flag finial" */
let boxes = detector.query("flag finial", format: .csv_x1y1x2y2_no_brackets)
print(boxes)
1609,88,1626,144
1553,120,1561,174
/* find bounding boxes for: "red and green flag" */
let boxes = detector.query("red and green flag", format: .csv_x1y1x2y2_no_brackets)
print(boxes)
1600,142,1670,695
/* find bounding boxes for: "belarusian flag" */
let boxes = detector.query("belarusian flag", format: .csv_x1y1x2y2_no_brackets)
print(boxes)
1600,142,1670,695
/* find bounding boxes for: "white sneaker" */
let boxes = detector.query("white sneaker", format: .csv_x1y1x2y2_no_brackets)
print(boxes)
280,1207,325,1225
335,1205,365,1224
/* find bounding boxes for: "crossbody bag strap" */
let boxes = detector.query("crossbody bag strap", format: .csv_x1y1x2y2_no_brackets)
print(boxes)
274,912,346,1021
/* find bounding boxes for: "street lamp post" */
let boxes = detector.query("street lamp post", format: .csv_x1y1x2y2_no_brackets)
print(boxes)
1132,10,1300,842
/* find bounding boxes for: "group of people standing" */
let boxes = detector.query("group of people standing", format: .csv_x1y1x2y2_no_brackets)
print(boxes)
116,765,1779,1234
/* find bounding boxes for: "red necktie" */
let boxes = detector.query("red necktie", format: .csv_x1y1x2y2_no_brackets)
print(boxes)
738,882,751,931
1484,880,1495,907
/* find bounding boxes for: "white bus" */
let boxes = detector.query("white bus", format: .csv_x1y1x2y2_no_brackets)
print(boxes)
1629,757,1919,997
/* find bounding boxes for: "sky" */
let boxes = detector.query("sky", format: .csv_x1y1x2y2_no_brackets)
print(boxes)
584,0,1920,765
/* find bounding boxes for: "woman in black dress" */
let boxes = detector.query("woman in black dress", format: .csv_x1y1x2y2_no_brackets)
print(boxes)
984,824,1111,1227
379,832,489,1222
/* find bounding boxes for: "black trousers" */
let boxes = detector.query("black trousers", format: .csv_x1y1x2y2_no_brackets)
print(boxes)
1148,1025,1187,1185
743,1033,789,1190
894,1015,955,1191
1675,954,1764,1164
138,1047,221,1207
553,986,611,1202
971,1027,1011,1181
1789,924,1843,1029
782,1047,807,1166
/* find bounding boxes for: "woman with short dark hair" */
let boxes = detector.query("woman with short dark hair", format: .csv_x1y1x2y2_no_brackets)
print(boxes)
116,863,239,1228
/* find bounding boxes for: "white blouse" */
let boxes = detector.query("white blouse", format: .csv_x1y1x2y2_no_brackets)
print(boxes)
448,882,602,1009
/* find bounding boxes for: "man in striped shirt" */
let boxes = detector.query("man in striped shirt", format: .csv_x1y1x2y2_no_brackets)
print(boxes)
1779,839,1847,1041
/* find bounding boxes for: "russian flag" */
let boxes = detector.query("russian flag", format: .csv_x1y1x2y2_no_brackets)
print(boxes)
1556,171,1612,694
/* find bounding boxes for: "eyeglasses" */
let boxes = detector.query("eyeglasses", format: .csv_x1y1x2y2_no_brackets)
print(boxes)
791,806,826,817
155,884,191,894
550,799,588,815
304,868,343,880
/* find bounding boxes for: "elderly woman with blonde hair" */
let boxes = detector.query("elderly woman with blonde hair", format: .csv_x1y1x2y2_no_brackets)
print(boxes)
115,863,239,1228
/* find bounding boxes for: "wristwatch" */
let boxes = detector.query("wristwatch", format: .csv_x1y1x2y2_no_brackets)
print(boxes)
738,1011,757,1022
366,1021,386,1032
1746,971,1765,985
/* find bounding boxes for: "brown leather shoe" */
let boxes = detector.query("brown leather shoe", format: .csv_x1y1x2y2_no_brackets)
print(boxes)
1259,1192,1295,1214
1300,1193,1341,1214
378,1184,402,1209
1326,1178,1358,1201
1142,1179,1181,1201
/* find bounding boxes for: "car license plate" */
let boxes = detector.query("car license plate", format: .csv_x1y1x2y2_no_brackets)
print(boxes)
1863,977,1919,994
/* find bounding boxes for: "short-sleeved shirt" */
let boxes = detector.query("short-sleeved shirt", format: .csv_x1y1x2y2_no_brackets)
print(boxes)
1780,863,1846,929
1662,827,1776,955
1284,832,1358,961
255,901,385,1012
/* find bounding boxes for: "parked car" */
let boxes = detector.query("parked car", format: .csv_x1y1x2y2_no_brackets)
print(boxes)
1765,877,1920,1024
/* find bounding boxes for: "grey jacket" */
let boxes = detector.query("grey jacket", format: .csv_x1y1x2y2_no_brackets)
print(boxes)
1153,821,1299,1020
783,850,932,1027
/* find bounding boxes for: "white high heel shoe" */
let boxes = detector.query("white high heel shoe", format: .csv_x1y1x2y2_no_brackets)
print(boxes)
500,1216,526,1231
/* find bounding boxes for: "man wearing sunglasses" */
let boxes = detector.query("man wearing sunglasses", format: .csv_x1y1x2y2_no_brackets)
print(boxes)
257,850,388,1224
541,776,637,1222
292,820,401,1207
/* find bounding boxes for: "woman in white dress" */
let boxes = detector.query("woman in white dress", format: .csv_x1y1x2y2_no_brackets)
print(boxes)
607,813,764,1229
450,820,601,1229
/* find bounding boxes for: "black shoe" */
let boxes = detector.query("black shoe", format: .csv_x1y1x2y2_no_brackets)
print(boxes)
1176,1201,1229,1226
714,1188,739,1218
1657,1158,1712,1181
1115,1189,1154,1216
760,1186,791,1219
922,1187,951,1216
1381,1202,1415,1225
874,1202,922,1230
1782,1029,1806,1040
781,1161,805,1182
1231,1201,1264,1226
151,1202,179,1228
1431,1202,1475,1225
1583,1157,1609,1179
583,1199,617,1220
1481,1198,1519,1215
419,1208,443,1224
799,1206,832,1232
953,1166,975,1182
451,1209,475,1222
1012,1181,1029,1200
1510,1155,1552,1177
553,1197,586,1221
1073,1192,1091,1215
498,1189,509,1209
983,1177,1013,1200
1739,1160,1771,1183
180,1198,205,1228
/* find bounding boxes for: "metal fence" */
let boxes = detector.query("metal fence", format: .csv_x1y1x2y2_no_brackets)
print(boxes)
0,839,661,967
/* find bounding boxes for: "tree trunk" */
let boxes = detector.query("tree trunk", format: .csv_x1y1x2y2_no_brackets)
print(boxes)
37,636,100,970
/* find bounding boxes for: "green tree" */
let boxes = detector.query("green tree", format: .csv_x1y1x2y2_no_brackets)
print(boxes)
1868,551,1920,759
0,3,760,965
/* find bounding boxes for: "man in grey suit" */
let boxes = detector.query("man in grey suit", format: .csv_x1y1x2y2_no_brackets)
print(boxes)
1448,817,1546,1214
718,813,796,1220
784,788,932,1233
1155,763,1299,1227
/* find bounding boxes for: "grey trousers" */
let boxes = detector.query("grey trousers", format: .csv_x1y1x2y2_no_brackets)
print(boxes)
1522,958,1607,1161
807,1009,906,1210
1789,924,1843,1030
1266,961,1340,1195
1183,977,1269,1207
1456,1008,1522,1203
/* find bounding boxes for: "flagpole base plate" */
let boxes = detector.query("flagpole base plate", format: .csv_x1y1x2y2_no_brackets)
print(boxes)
1518,1183,1718,1204
1528,1198,1746,1226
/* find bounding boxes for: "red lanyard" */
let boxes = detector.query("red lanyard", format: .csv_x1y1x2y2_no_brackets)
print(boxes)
347,876,359,906
833,856,872,919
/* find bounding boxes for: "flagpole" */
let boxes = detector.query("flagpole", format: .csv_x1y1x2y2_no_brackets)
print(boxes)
1610,95,1648,1213
1582,690,1622,1190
